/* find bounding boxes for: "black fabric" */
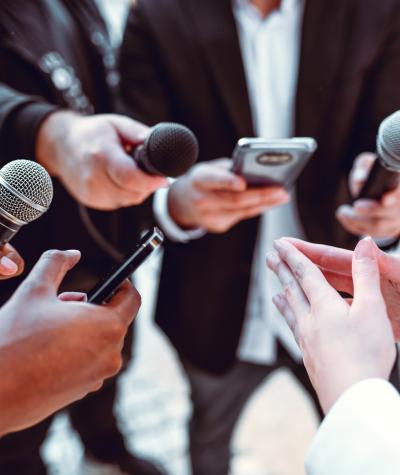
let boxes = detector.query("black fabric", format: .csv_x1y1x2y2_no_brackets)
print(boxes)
0,1,140,472
119,0,400,374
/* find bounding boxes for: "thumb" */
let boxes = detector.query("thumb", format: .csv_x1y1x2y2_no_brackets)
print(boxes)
352,237,384,310
19,250,81,296
106,114,150,146
349,153,376,197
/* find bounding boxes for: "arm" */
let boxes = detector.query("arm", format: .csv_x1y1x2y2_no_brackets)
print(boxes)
306,379,400,475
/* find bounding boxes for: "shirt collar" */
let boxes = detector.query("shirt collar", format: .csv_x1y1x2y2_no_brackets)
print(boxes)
234,0,302,19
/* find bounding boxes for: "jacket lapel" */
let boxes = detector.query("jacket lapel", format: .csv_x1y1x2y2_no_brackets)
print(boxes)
295,0,351,138
183,0,254,138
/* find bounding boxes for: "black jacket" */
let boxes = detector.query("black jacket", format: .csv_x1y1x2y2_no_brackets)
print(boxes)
120,0,400,374
0,0,141,301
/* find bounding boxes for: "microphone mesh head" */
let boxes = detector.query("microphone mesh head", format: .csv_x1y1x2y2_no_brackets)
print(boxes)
146,123,199,177
0,160,53,223
379,110,400,163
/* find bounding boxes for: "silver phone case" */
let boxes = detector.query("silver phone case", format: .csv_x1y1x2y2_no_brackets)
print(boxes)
232,137,317,188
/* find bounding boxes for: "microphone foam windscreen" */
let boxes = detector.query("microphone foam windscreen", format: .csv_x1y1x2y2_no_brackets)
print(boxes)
0,160,53,223
379,110,400,163
146,123,199,177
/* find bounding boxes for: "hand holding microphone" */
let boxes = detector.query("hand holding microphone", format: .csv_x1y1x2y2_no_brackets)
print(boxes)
337,111,400,238
36,112,199,210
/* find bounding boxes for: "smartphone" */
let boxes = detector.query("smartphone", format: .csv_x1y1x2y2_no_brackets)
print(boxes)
87,227,164,305
231,137,317,188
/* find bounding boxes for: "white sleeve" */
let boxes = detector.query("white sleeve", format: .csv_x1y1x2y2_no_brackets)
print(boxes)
305,379,400,475
153,187,206,243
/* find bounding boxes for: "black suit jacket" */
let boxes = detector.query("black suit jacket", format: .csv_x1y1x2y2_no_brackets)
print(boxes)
120,0,400,373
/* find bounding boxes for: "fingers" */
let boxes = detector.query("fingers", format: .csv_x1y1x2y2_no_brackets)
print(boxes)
349,153,376,197
105,144,167,194
58,292,88,302
336,203,400,237
0,244,24,279
272,239,345,311
272,293,297,336
192,162,246,192
284,238,353,275
103,280,141,326
105,114,149,146
352,237,386,314
214,187,289,210
20,250,81,295
266,251,310,319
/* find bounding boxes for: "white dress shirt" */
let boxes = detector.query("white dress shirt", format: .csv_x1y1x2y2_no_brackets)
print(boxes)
306,379,400,475
154,0,305,364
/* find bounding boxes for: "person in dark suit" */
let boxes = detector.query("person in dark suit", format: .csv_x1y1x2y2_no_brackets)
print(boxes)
119,0,400,473
0,2,164,474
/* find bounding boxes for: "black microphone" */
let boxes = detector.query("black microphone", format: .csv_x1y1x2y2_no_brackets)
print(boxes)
132,122,199,178
358,110,400,200
0,160,53,245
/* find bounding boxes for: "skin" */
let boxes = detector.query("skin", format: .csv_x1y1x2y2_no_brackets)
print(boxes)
36,111,168,210
168,159,289,233
267,237,396,414
285,236,400,339
250,0,282,18
0,244,24,280
0,249,140,436
337,153,400,238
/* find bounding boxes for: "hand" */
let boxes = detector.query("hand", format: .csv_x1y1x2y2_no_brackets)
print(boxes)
336,153,400,238
285,237,400,340
0,249,140,436
0,244,24,280
36,112,168,210
267,237,396,413
168,159,290,233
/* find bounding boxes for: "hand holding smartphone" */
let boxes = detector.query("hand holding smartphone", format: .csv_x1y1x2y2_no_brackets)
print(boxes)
232,137,317,189
87,227,164,305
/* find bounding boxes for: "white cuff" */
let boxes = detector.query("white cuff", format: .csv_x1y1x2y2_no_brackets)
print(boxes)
153,187,206,243
306,379,400,475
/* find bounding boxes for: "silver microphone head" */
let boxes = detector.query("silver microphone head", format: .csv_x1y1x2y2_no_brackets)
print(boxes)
0,160,53,225
377,110,400,170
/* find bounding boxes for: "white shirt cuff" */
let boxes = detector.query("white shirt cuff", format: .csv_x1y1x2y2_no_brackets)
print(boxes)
306,379,400,475
153,186,206,243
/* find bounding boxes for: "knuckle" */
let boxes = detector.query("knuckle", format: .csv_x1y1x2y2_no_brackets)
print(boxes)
108,319,126,341
106,354,123,375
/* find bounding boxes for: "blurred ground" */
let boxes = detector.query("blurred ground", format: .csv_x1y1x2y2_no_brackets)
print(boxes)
41,1,320,474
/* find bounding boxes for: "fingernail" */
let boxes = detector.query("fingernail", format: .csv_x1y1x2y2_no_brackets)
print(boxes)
231,178,245,190
273,239,283,251
65,250,81,257
0,256,18,273
354,199,376,210
336,205,354,217
266,251,280,270
355,237,375,261
352,168,368,182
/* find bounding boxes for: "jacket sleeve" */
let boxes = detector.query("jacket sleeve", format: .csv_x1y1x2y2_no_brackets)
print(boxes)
0,83,58,164
305,379,400,475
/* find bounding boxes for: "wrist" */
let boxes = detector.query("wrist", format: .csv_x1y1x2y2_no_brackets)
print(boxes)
35,110,79,177
167,182,198,230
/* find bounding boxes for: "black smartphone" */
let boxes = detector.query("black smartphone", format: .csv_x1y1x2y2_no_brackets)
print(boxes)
87,227,164,305
231,137,317,188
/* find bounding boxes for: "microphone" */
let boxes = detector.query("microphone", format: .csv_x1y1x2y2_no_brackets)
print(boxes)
0,160,53,245
358,110,400,200
132,122,199,177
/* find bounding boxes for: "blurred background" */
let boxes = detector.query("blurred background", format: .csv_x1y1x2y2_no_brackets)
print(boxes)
41,1,320,474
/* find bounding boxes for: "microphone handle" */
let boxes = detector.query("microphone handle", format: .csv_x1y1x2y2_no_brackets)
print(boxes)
357,157,400,200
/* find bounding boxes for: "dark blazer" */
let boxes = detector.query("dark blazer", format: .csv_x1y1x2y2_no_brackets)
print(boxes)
0,0,142,301
120,0,400,374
